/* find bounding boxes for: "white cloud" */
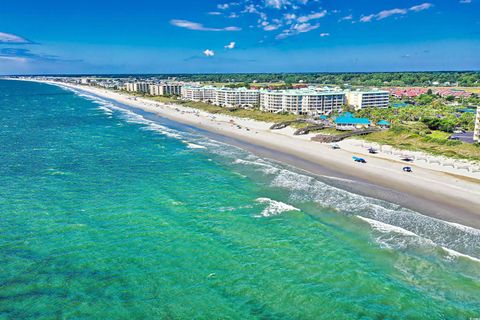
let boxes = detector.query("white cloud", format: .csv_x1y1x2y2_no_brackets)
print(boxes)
410,3,434,11
320,32,330,37
0,56,27,62
339,14,353,21
376,8,407,20
170,20,241,31
359,3,432,22
224,41,236,49
265,0,290,9
0,32,32,44
359,14,375,23
261,20,282,31
203,49,215,57
243,4,260,14
297,10,327,23
207,12,222,15
218,3,230,10
277,22,319,39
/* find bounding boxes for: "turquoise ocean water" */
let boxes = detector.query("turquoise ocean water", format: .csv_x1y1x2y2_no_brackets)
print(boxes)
0,80,479,319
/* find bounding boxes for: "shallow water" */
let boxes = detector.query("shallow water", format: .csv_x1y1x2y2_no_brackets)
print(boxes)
1,80,479,319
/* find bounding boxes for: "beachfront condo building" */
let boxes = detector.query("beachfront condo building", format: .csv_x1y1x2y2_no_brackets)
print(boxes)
149,83,183,96
345,90,390,110
474,107,480,142
260,89,345,116
181,86,217,102
125,82,149,93
214,87,260,108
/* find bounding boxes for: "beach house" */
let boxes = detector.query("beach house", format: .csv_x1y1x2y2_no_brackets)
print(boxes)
335,113,371,130
377,120,391,129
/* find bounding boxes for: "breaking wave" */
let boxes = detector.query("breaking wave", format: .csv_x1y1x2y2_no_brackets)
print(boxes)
255,197,300,217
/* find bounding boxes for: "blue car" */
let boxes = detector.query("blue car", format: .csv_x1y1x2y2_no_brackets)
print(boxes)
353,156,367,163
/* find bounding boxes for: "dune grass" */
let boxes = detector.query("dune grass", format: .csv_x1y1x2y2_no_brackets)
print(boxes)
359,130,480,161
145,95,299,123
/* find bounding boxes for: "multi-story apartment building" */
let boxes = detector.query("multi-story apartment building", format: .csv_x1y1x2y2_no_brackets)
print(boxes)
124,82,149,93
136,82,149,93
149,83,183,96
181,86,217,102
345,90,390,110
474,107,480,143
214,87,260,108
260,89,345,116
124,82,135,92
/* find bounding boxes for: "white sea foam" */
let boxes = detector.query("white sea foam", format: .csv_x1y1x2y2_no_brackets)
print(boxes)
234,158,280,175
185,142,207,149
445,221,480,236
357,216,417,237
442,247,480,263
255,197,300,217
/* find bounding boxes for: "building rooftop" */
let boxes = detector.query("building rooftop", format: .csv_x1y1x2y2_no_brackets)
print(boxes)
347,89,389,94
335,115,371,125
260,88,344,96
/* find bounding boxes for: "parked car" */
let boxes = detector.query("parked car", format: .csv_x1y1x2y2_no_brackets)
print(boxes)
353,156,367,163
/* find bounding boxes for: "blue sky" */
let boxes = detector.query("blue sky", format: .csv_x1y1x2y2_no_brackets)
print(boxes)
0,0,479,74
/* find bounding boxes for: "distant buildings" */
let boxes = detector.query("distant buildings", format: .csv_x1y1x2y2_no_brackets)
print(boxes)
149,83,183,96
125,82,183,96
260,88,345,116
125,82,148,93
388,87,472,99
474,107,480,143
345,90,389,110
214,87,260,108
181,86,216,102
389,88,429,99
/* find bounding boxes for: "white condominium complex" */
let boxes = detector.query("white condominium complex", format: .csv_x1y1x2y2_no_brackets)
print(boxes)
474,107,480,142
125,82,149,93
345,90,389,110
124,82,136,92
149,83,183,96
181,86,217,102
260,89,345,115
214,87,260,108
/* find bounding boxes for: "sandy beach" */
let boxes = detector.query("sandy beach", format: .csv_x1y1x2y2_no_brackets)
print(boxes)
26,80,480,228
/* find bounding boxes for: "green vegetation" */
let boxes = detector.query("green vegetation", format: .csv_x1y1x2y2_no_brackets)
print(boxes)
360,127,480,161
164,72,479,87
100,71,480,87
354,97,476,133
350,94,479,160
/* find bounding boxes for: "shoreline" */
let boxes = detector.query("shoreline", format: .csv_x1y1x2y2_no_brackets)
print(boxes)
14,79,480,229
